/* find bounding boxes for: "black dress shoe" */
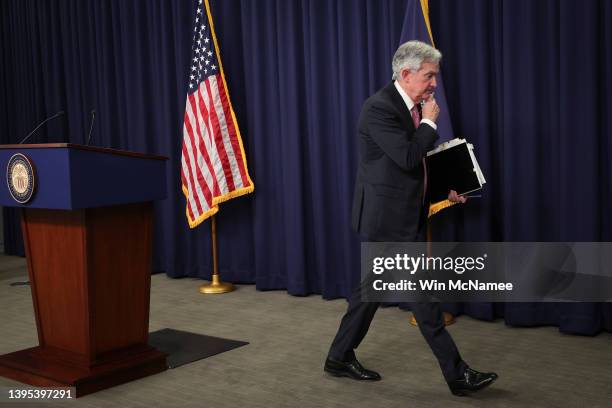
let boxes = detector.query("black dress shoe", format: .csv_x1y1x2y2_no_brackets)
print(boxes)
448,367,498,396
324,357,381,381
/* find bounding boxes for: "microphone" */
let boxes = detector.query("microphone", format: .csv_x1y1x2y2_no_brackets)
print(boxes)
85,109,96,146
19,110,65,144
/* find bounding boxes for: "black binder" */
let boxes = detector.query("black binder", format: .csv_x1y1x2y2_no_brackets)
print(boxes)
425,138,486,203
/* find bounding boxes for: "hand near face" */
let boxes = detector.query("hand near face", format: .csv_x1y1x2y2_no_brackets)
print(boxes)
421,94,440,122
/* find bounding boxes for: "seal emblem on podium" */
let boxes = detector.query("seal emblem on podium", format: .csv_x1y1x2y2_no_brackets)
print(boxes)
7,153,36,204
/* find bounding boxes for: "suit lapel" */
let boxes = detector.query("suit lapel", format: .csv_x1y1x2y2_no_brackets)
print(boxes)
383,82,414,131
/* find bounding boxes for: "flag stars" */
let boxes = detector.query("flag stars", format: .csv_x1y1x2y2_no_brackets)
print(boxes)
187,7,221,87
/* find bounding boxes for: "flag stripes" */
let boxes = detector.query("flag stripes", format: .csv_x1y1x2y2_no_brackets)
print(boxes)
180,0,253,228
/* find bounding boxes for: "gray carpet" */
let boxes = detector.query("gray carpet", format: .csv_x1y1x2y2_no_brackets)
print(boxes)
1,253,612,407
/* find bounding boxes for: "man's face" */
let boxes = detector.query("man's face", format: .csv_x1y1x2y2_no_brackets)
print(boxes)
401,61,439,103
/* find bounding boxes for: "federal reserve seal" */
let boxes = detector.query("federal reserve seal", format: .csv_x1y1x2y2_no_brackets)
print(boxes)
6,153,36,204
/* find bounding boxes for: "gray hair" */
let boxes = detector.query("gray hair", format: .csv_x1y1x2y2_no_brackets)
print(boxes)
391,40,442,80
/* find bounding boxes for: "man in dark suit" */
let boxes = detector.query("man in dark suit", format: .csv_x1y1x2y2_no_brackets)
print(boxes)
324,41,497,396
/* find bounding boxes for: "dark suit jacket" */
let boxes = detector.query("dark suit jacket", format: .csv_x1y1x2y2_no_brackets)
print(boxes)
351,82,439,241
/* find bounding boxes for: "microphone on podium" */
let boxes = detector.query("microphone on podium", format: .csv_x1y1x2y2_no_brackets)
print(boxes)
85,109,96,146
18,110,66,144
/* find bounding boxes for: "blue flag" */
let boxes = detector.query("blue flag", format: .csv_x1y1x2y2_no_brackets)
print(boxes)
399,0,454,144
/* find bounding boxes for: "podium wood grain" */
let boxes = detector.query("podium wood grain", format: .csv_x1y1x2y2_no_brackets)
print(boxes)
0,203,166,397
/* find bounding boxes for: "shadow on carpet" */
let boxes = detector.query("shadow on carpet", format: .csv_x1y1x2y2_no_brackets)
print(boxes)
149,328,249,369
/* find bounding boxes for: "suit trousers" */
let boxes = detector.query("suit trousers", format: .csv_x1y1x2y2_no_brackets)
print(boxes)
328,220,467,382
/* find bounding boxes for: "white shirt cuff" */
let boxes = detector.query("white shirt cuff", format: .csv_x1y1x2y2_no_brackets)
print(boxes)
420,119,437,130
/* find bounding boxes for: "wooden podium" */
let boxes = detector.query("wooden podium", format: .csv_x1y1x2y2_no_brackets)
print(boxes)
0,144,168,397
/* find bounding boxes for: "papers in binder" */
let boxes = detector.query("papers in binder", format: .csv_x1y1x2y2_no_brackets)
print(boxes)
425,138,486,203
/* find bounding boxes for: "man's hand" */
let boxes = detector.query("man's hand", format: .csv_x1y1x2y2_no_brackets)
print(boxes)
448,190,467,203
421,94,440,122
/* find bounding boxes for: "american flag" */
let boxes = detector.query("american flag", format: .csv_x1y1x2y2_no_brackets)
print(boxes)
181,0,254,228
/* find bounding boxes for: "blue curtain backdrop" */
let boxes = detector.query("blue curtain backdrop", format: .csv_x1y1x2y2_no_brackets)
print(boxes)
1,0,610,334
429,0,612,334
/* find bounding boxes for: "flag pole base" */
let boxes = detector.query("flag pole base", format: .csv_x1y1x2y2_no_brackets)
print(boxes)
199,274,235,294
409,312,455,327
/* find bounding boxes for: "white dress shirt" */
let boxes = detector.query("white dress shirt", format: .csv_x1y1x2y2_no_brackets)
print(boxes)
393,80,437,130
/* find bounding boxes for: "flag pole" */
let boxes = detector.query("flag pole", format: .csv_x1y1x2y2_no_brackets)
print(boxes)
199,215,235,294
408,0,454,327
409,221,455,326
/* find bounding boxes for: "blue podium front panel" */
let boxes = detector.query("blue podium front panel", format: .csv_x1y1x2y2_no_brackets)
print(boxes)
0,144,167,209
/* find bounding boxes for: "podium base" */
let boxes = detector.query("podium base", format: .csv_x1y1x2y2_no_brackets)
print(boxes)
0,346,167,398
